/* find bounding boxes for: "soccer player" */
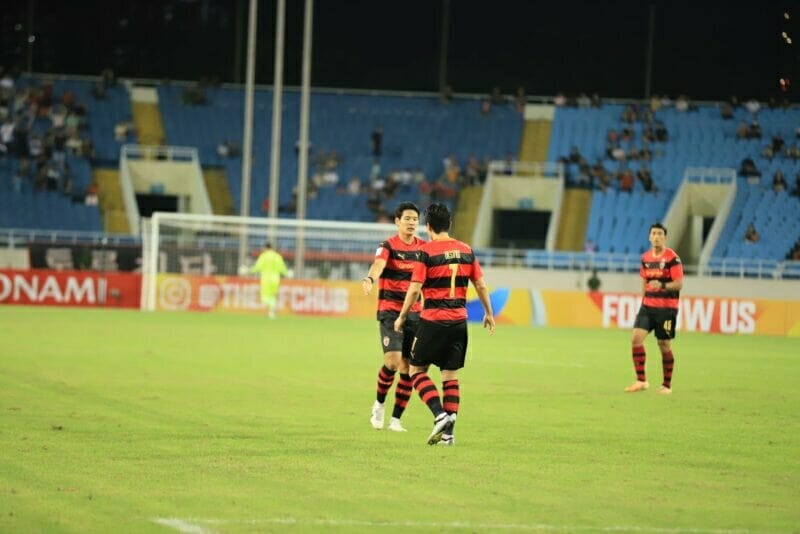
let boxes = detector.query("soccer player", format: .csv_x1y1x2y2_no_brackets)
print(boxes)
250,242,288,319
394,202,495,446
625,222,683,394
362,202,426,432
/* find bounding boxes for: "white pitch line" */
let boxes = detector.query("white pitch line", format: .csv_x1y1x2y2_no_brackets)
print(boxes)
153,518,218,534
153,517,779,534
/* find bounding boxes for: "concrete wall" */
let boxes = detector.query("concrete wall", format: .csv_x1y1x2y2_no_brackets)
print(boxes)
492,176,560,210
128,161,210,215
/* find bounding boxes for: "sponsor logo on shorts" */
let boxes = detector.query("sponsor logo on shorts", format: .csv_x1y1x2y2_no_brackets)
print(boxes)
383,336,390,347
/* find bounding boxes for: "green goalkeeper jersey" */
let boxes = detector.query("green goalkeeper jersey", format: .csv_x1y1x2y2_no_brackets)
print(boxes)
250,249,288,293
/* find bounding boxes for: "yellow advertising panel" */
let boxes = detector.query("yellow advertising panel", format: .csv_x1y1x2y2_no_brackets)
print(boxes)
153,275,800,336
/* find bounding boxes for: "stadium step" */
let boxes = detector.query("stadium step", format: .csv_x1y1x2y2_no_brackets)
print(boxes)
93,168,130,234
203,167,236,215
131,89,166,146
452,185,484,243
519,119,552,162
556,188,592,251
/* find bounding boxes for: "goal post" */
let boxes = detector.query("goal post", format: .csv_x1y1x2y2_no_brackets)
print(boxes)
140,212,402,311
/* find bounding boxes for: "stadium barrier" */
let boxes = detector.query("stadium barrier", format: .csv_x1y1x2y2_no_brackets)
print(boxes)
149,274,800,337
0,270,141,308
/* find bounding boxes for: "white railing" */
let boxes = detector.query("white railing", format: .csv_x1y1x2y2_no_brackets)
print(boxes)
486,160,564,178
1,226,797,280
119,144,214,234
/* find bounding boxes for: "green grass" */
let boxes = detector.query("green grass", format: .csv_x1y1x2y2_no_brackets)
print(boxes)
1,306,799,533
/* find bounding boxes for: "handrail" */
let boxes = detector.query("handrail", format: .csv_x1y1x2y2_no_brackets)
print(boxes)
2,226,794,279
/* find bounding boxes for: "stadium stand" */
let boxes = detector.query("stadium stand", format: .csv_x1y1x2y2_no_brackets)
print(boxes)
0,76,133,231
156,85,523,220
547,102,800,261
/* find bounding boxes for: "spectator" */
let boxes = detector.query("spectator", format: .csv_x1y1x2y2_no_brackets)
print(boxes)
591,93,602,108
92,81,106,100
347,176,361,195
745,98,761,114
762,145,774,161
618,169,634,192
637,168,657,192
490,86,504,105
748,121,762,139
587,268,601,292
440,85,453,104
675,95,689,112
514,87,526,113
654,121,668,142
464,156,481,186
719,101,734,120
773,170,787,192
739,157,760,179
736,121,748,139
772,134,785,153
114,116,135,141
792,173,800,197
554,92,566,107
216,140,240,158
621,105,637,123
744,223,760,244
577,93,591,108
181,83,207,106
371,126,383,157
85,182,99,205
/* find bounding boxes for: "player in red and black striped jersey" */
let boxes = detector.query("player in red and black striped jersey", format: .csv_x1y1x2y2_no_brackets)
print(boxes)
625,222,684,395
394,203,495,445
362,202,426,431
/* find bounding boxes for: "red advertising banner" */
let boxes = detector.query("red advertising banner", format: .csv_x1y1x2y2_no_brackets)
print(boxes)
0,270,141,308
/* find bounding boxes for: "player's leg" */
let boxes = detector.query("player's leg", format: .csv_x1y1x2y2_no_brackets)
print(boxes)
387,318,419,431
654,310,677,394
387,355,412,431
371,318,405,429
261,283,279,319
625,307,652,392
439,370,459,446
409,322,450,444
438,322,467,446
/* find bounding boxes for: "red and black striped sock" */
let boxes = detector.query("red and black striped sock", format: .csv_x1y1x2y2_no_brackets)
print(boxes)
661,351,674,389
442,379,459,433
376,365,396,404
411,372,444,417
391,373,413,419
632,345,646,382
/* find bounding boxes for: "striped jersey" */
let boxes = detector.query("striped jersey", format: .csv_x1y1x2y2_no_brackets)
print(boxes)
640,247,683,309
412,238,484,323
375,235,426,319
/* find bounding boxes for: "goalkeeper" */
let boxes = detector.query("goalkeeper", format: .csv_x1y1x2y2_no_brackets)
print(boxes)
250,242,289,319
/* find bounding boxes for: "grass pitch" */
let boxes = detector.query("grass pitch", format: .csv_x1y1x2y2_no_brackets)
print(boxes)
1,306,799,533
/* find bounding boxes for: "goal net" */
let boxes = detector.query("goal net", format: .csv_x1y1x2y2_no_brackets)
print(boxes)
140,212,405,312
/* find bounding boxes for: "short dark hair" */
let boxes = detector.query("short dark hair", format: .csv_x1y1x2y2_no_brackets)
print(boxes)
263,242,273,249
394,201,420,219
649,222,667,235
424,202,452,233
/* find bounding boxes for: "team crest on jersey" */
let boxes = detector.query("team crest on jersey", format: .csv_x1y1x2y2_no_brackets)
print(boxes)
383,336,390,347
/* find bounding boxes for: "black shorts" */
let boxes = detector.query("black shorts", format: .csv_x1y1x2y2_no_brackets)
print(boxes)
410,319,468,371
378,312,420,357
634,305,678,340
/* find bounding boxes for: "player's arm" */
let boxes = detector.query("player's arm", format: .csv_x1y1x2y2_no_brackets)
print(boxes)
394,281,422,332
473,276,496,334
362,257,387,295
249,255,263,274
